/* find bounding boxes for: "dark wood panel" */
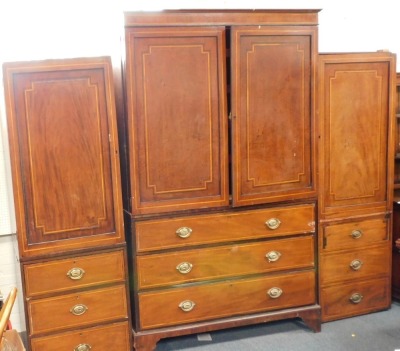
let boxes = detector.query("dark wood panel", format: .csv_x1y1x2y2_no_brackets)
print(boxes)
231,26,317,206
3,57,124,257
125,27,229,215
318,53,396,219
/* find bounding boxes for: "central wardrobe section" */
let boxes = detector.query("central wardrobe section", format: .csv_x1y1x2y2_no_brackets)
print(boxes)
122,10,319,350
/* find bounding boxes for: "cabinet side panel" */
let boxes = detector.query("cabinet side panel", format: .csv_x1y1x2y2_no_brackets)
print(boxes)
320,59,392,217
3,58,125,257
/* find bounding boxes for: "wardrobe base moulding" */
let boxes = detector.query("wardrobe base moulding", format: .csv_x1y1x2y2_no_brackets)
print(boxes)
132,306,321,351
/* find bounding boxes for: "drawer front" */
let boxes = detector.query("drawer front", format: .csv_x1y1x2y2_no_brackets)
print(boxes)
320,244,390,285
30,321,130,351
137,235,315,289
322,217,388,252
28,285,128,335
136,204,315,252
24,250,126,297
321,277,390,321
138,270,315,329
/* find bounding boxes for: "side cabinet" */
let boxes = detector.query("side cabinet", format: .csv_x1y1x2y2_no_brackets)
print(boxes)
3,57,131,350
318,52,396,321
123,10,320,351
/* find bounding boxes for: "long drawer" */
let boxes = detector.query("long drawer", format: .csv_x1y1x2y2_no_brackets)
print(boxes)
24,250,126,297
137,235,314,289
138,270,315,329
321,277,390,321
30,321,131,351
28,285,128,335
321,217,388,252
320,244,390,285
135,204,315,252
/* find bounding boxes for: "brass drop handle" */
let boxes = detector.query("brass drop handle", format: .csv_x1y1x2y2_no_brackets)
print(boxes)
349,293,363,304
265,251,281,262
265,218,281,230
176,262,193,274
350,259,363,271
67,267,85,280
176,227,192,239
351,229,363,239
267,287,283,299
179,300,196,312
70,304,88,316
74,344,92,351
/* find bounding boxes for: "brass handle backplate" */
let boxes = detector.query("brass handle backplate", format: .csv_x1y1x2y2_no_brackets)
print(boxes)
176,227,192,239
176,262,193,274
70,304,88,316
67,267,85,280
349,292,363,304
267,287,283,299
265,218,281,230
351,229,363,239
179,300,196,312
350,259,363,271
74,344,92,351
266,251,281,262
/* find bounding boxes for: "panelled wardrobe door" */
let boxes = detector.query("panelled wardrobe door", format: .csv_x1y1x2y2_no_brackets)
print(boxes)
231,26,318,207
124,26,229,215
318,52,396,322
3,57,125,258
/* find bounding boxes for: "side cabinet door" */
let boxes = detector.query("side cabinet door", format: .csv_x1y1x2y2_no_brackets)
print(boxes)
125,27,229,215
231,26,317,207
318,53,396,219
3,58,124,257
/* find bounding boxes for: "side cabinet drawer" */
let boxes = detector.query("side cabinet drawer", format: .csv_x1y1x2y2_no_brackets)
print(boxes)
320,244,390,285
138,270,315,329
322,217,388,252
136,204,315,252
321,277,390,321
28,285,128,335
24,250,126,297
30,322,131,351
137,236,315,289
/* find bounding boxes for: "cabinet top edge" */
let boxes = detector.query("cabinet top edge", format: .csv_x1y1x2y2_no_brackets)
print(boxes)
124,9,320,27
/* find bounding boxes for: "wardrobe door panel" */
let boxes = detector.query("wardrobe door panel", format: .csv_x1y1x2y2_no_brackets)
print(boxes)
125,27,229,215
231,26,317,206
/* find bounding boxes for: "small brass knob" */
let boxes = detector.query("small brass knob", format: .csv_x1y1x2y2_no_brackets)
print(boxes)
70,304,88,316
176,227,192,238
267,287,283,299
74,344,92,351
176,262,193,274
350,259,363,271
351,229,363,239
265,251,281,262
265,218,281,230
179,300,196,312
349,293,363,304
67,267,85,280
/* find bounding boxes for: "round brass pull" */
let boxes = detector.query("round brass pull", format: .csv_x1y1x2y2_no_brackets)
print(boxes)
267,287,283,299
70,304,88,316
179,300,196,312
176,227,192,239
176,262,193,274
67,267,85,280
265,218,281,230
350,259,363,271
266,251,281,262
349,292,363,304
350,229,363,239
74,344,92,351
